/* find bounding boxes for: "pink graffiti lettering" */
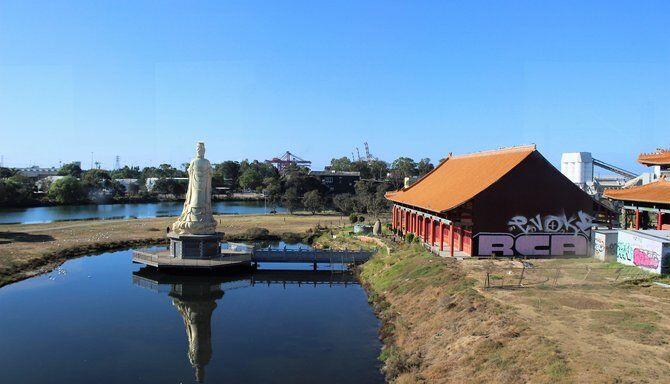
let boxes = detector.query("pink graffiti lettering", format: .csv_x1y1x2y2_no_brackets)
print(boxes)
633,248,660,270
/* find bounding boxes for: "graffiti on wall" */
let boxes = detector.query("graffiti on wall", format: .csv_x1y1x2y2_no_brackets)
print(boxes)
633,248,661,270
473,211,595,256
475,233,588,256
617,243,661,270
507,211,594,236
616,232,669,274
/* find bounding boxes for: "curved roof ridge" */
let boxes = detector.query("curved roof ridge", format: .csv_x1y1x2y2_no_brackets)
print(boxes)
386,145,537,213
451,144,536,159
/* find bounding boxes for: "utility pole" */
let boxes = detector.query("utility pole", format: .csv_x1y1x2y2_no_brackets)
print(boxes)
115,155,121,170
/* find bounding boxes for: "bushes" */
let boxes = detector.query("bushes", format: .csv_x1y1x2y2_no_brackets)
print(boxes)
243,227,271,239
48,176,88,204
349,213,359,223
404,233,415,243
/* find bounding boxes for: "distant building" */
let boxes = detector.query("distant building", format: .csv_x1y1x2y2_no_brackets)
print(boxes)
604,148,670,230
561,152,638,198
309,170,360,194
388,145,613,257
17,166,58,179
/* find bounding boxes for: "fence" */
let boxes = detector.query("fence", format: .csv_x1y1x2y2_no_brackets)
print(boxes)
482,263,650,289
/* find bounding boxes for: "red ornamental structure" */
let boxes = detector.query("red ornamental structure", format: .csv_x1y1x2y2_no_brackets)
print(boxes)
386,145,613,257
604,148,670,230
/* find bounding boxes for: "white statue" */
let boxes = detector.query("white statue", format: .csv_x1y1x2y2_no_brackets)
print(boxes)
172,142,217,235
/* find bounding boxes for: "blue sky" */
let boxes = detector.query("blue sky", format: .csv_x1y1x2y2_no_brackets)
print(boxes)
1,0,668,173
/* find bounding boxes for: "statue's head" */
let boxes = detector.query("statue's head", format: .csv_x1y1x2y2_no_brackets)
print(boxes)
196,142,205,158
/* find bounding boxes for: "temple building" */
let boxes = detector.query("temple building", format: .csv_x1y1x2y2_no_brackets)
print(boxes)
386,145,613,257
604,148,670,230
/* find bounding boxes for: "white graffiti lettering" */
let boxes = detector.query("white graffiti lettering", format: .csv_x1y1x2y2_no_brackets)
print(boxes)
476,233,589,256
507,211,594,236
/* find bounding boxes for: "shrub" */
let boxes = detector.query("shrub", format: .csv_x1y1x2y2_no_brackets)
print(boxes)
405,233,414,243
244,227,270,239
349,213,359,223
358,216,365,223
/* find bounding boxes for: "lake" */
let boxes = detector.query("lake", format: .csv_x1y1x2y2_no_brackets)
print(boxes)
0,248,383,383
0,201,287,224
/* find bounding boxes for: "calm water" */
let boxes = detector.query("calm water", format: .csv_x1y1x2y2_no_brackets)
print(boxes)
0,201,286,224
0,248,383,383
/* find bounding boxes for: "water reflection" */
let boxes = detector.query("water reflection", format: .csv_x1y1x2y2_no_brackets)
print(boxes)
132,267,358,383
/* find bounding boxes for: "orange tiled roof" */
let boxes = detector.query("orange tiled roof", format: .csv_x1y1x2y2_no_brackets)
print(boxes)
603,177,670,205
385,145,536,213
638,149,670,166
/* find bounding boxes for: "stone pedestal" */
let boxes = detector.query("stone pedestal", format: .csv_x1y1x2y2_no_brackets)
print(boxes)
168,232,224,259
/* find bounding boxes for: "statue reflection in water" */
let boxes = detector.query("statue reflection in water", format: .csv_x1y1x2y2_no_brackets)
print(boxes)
133,267,228,383
132,266,356,383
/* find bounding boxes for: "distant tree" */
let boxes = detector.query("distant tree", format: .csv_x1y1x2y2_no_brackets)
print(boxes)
57,163,83,178
302,190,325,214
0,167,17,179
281,187,301,213
328,157,353,172
213,161,241,188
368,160,389,180
48,176,87,204
390,157,418,188
0,175,34,206
152,178,187,196
82,169,112,190
263,178,282,208
417,158,434,176
239,167,264,191
333,193,355,215
110,166,140,179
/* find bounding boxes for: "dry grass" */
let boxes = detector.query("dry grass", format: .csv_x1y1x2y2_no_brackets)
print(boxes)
0,213,343,287
356,240,574,384
462,257,670,383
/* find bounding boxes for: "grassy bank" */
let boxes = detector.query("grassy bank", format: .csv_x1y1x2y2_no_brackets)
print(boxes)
0,213,344,287
314,228,670,383
356,241,572,383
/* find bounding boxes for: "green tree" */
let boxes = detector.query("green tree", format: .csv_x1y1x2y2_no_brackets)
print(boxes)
0,175,34,206
333,193,355,215
0,167,17,179
152,178,187,196
82,169,112,190
417,158,434,176
390,157,417,188
48,176,87,204
263,178,282,208
328,157,353,172
213,161,241,188
281,187,301,213
302,190,324,214
110,166,140,179
57,163,83,178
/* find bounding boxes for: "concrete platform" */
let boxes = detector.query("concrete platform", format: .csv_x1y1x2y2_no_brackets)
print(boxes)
133,249,252,269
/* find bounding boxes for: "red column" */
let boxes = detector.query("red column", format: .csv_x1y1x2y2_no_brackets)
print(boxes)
430,218,435,246
392,206,396,229
635,208,640,230
450,224,455,257
439,221,444,252
658,211,664,230
459,227,464,251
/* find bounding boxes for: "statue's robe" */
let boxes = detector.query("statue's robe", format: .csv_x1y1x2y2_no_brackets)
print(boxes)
172,157,217,235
